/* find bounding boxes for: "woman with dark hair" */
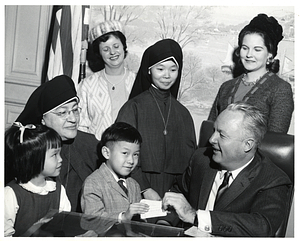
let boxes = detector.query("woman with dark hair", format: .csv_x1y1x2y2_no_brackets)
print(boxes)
116,39,197,201
208,13,294,133
77,20,136,140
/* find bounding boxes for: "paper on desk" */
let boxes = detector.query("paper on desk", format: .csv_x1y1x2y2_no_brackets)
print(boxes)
140,199,167,219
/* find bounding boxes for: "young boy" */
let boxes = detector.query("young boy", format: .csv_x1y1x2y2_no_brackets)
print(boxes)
81,122,149,223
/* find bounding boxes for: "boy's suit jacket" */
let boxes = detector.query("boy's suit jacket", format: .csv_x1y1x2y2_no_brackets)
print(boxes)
81,162,142,221
173,147,292,237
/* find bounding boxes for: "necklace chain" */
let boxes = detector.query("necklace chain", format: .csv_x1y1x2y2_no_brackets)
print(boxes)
103,68,126,90
150,92,172,136
241,72,267,87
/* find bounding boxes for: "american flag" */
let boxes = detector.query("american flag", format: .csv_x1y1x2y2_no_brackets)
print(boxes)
46,5,89,87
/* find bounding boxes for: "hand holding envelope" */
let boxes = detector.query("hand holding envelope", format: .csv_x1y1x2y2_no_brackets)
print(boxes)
140,199,168,219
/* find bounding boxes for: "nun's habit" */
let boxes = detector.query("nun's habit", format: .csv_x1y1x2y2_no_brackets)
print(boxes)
116,39,197,198
9,75,99,212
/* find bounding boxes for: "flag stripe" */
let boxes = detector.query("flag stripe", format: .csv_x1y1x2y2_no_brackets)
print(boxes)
60,6,73,77
46,5,88,87
82,5,90,41
51,7,60,54
70,6,82,84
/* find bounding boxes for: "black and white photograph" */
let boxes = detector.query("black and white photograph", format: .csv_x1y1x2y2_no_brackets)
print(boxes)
3,3,296,239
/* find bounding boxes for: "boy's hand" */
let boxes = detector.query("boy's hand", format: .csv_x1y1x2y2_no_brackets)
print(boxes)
122,203,149,222
143,188,161,201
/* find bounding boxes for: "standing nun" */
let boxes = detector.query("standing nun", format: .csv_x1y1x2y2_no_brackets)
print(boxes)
116,39,197,201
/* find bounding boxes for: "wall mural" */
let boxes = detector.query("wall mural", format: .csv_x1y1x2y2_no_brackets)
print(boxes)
87,5,294,136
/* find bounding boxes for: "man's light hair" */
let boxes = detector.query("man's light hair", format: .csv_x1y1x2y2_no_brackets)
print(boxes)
226,102,268,145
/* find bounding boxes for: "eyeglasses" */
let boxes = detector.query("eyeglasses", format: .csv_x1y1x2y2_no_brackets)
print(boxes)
49,107,82,119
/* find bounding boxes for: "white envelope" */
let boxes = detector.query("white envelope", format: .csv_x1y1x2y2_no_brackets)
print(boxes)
140,199,168,219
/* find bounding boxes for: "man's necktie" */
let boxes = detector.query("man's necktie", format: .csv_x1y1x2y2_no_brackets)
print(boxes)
215,171,232,204
118,179,128,196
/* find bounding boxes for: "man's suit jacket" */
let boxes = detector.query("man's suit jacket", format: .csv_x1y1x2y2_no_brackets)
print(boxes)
81,162,142,221
173,147,292,237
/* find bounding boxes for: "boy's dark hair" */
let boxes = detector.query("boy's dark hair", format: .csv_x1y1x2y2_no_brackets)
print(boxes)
5,124,61,184
98,122,142,157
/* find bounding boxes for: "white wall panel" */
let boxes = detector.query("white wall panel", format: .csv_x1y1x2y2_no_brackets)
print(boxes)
5,5,52,128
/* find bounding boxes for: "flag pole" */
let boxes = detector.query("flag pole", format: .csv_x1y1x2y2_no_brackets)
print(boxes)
79,5,90,83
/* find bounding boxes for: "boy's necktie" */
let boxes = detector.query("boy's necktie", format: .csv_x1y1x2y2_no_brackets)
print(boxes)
118,179,128,196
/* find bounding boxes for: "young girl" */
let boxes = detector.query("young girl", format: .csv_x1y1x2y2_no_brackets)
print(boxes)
116,39,197,201
4,122,71,237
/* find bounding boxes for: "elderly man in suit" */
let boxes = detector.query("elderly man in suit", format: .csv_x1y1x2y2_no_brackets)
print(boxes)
162,102,292,237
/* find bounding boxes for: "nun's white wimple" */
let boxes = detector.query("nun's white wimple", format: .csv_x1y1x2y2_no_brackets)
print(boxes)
148,57,179,70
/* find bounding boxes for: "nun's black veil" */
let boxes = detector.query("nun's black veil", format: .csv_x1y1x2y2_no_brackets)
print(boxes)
129,39,183,99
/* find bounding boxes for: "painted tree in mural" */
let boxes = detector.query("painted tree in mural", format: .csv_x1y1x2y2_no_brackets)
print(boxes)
89,5,215,100
91,5,145,25
89,5,145,73
151,6,213,100
178,52,205,100
90,5,145,43
91,5,212,48
154,6,212,48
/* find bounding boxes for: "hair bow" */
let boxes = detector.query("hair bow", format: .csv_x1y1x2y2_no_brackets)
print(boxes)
13,122,36,143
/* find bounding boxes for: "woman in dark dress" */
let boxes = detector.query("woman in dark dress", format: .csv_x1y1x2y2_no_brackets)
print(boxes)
116,39,197,200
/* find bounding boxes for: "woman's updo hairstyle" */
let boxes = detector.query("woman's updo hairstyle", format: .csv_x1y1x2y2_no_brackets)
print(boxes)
235,13,283,73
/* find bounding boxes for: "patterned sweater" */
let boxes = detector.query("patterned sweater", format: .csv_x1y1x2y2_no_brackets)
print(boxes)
208,72,294,133
77,68,135,140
